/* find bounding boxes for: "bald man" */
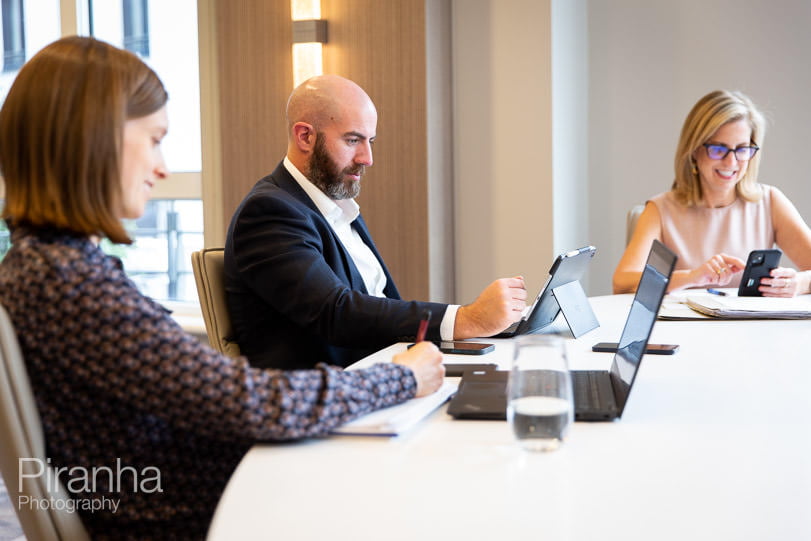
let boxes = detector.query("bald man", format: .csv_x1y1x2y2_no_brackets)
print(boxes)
224,75,527,370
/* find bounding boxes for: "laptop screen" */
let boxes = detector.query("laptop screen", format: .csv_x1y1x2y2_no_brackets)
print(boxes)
609,240,677,413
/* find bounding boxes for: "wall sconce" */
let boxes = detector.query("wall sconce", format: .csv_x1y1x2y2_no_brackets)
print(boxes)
291,0,327,87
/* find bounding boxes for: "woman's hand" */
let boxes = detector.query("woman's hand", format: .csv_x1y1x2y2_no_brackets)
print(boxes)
689,253,746,288
392,341,445,397
759,267,809,298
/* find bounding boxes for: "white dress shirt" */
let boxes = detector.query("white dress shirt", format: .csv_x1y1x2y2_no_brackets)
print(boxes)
284,157,459,340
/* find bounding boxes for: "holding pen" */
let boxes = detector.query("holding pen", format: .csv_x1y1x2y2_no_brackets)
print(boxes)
399,309,444,397
416,309,432,342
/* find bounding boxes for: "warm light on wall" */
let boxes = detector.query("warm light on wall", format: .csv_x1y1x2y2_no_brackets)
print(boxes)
291,0,327,87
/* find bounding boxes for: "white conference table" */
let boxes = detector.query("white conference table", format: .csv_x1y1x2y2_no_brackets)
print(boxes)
207,294,811,541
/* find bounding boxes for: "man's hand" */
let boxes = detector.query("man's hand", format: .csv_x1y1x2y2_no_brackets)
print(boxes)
392,341,444,397
454,276,527,339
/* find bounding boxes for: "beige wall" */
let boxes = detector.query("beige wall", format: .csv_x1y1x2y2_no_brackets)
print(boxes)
199,0,453,302
452,0,557,303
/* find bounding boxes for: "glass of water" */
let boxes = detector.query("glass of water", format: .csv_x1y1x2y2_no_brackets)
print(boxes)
507,335,574,452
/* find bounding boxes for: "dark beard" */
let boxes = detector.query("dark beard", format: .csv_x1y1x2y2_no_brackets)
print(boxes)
308,133,363,200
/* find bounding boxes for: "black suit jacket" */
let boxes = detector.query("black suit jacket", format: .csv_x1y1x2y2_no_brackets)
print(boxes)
224,162,448,369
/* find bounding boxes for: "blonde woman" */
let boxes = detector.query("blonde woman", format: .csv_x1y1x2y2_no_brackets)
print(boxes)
614,90,811,296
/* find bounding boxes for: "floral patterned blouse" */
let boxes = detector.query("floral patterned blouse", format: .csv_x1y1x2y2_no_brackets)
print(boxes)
0,226,416,540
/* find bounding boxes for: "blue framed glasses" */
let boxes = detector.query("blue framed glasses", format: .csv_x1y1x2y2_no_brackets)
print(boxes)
702,143,759,161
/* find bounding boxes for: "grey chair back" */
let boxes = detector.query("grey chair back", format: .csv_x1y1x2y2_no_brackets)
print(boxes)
0,303,90,541
626,204,645,245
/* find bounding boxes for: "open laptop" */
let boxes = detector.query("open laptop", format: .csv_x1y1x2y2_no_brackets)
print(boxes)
497,246,598,339
447,239,677,422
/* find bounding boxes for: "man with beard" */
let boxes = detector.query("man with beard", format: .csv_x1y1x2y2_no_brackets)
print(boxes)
224,75,527,370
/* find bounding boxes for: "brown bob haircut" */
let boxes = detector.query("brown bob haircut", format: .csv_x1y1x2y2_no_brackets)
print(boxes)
672,90,765,207
0,36,167,244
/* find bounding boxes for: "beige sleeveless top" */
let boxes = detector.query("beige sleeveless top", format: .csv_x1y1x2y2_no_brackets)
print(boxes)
649,185,776,287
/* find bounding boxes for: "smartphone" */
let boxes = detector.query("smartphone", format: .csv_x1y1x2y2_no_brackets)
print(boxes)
738,249,782,297
408,341,495,355
443,363,498,377
592,342,679,355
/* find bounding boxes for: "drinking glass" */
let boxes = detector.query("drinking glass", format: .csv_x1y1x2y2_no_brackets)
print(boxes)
507,335,574,452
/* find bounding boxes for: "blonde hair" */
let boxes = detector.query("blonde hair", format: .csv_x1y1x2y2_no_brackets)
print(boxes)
0,36,167,243
672,90,765,206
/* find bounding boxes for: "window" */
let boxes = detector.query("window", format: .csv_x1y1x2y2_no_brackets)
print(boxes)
0,216,8,261
118,200,203,301
89,0,202,302
0,0,203,303
0,200,202,302
122,0,149,57
0,0,59,103
1,0,25,72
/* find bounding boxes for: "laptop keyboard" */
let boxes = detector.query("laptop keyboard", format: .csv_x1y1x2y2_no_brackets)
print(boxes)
572,370,612,410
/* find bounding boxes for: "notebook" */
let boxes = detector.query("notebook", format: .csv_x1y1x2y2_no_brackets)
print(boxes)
497,245,599,339
684,295,811,319
447,240,677,422
332,381,458,436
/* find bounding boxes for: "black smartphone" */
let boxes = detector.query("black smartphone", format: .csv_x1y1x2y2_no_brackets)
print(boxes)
738,249,782,296
408,341,495,355
592,342,679,355
443,363,498,377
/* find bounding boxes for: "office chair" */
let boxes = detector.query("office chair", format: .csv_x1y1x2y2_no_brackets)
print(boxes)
0,304,91,541
626,204,645,245
191,248,241,357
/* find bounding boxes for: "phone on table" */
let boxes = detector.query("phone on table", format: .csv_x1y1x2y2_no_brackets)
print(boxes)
738,249,782,297
442,363,498,377
408,341,495,355
592,342,679,355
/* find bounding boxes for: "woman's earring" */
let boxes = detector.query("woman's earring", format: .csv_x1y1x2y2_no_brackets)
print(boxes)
691,161,698,175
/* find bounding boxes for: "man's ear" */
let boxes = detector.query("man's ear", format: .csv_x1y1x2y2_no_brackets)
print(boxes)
292,122,316,153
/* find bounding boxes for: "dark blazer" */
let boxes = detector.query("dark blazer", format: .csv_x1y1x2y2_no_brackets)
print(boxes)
224,162,448,370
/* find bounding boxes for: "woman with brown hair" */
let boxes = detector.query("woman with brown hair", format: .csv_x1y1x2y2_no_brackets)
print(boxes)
0,36,443,539
613,90,811,295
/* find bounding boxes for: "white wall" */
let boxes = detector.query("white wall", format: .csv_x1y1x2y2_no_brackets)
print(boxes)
588,0,811,294
426,0,455,303
552,0,590,275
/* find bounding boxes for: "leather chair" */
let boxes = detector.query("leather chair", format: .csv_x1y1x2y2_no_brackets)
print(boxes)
0,303,90,541
191,248,241,357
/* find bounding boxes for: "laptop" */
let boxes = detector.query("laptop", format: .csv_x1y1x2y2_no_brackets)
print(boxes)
447,239,677,422
497,246,598,339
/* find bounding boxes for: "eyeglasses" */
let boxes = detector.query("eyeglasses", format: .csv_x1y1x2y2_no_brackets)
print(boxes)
702,143,759,161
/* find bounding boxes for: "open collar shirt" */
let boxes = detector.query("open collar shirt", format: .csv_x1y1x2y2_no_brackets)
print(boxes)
284,157,458,340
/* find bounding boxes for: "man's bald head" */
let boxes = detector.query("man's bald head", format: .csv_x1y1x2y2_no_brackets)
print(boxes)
285,75,378,200
286,75,376,136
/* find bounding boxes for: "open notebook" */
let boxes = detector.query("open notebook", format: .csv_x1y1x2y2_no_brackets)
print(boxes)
331,380,457,436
